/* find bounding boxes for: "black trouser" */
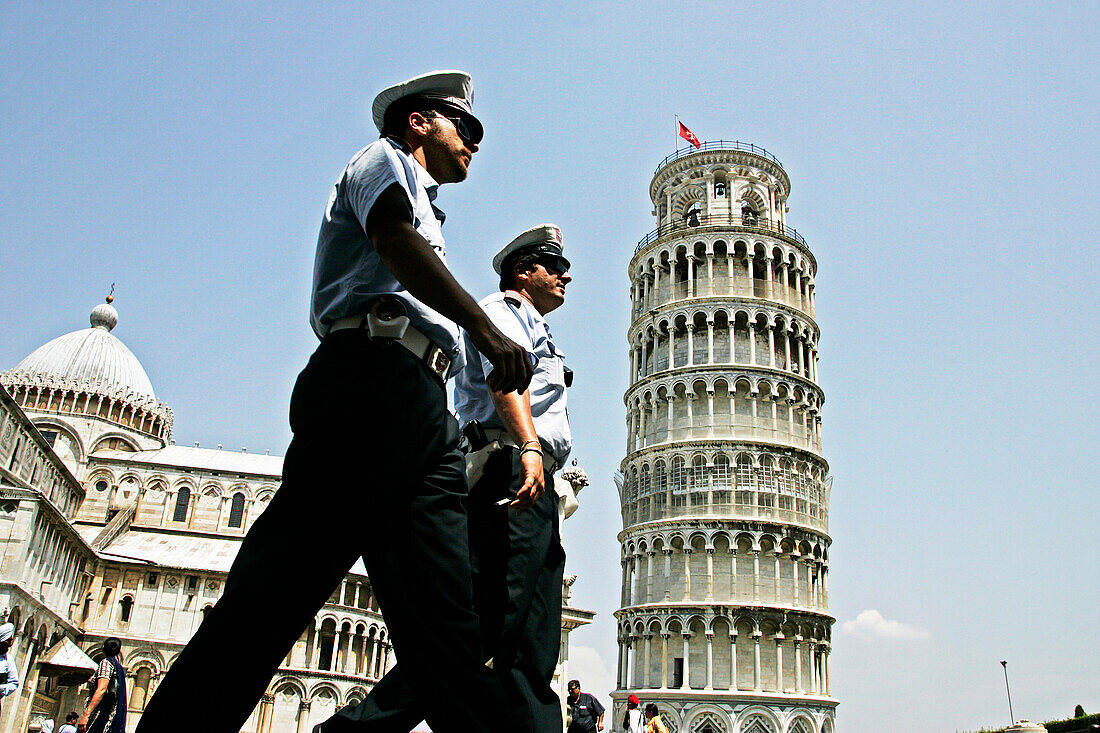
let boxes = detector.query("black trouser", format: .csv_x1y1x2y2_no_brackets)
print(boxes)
321,445,566,733
136,331,509,733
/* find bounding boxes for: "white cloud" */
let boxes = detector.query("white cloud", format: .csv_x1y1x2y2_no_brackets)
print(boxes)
841,609,929,641
567,645,616,706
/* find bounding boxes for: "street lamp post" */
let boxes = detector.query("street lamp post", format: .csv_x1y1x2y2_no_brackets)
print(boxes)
1001,660,1015,725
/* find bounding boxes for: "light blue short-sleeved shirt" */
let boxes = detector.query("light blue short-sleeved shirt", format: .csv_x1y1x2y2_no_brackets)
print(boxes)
455,292,572,464
0,652,18,697
310,137,464,372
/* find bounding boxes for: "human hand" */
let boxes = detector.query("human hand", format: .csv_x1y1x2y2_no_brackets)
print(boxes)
511,449,545,509
468,319,533,394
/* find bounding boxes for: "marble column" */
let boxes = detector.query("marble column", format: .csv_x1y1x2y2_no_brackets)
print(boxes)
681,547,693,601
705,548,715,600
663,550,673,600
752,632,762,691
309,622,322,669
296,701,312,733
661,634,670,689
705,632,714,690
729,632,738,690
752,550,760,602
775,635,784,691
681,634,691,690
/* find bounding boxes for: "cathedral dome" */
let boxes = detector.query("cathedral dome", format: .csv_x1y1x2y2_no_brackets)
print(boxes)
2,299,173,443
8,301,156,401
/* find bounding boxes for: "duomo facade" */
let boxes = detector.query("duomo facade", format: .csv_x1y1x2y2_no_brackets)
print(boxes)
0,300,593,733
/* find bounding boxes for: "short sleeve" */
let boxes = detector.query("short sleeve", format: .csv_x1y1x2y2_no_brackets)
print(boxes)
97,659,113,680
589,693,605,716
343,142,412,231
478,299,536,375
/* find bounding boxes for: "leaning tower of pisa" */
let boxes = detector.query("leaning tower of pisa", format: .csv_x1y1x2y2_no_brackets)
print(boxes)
614,142,835,733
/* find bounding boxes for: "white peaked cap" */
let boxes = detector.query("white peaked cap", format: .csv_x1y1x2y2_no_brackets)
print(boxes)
493,224,566,275
372,69,478,134
0,623,13,642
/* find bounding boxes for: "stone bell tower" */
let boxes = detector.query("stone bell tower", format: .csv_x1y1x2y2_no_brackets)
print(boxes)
613,141,836,733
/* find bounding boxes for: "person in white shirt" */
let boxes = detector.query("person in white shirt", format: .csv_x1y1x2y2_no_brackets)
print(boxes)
623,694,644,733
0,623,19,715
58,712,78,733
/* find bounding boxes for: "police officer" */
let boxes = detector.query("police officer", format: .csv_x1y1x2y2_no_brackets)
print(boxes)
458,224,574,733
137,70,531,733
321,225,573,733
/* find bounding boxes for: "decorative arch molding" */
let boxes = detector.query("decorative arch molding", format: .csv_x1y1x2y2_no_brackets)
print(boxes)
269,675,308,700
29,417,87,460
200,481,225,498
316,613,341,628
169,477,197,493
125,646,167,671
786,714,816,733
686,707,730,733
672,185,709,217
223,483,253,500
308,680,342,701
90,432,141,453
85,469,116,494
735,184,768,211
141,473,171,490
344,686,369,705
737,706,782,733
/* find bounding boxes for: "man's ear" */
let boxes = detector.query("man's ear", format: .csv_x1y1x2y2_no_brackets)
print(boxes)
406,111,433,140
512,261,530,287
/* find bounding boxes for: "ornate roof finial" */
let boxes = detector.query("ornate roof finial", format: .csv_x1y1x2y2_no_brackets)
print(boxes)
90,287,119,332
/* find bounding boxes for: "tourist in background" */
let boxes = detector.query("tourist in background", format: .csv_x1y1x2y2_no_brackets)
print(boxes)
0,623,19,717
623,694,644,733
76,637,126,733
566,679,605,732
59,712,79,733
644,703,668,733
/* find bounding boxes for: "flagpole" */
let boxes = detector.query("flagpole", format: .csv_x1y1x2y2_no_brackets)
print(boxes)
674,114,678,154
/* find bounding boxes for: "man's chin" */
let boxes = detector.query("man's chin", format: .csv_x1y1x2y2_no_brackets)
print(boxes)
445,162,469,183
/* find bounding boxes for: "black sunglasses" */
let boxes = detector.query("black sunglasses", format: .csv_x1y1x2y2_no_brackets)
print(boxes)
442,115,477,145
423,109,478,145
536,255,570,276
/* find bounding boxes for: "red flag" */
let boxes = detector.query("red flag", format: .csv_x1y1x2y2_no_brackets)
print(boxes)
678,121,701,149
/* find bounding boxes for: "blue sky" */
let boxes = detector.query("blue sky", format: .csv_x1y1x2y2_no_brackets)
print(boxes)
2,2,1097,731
